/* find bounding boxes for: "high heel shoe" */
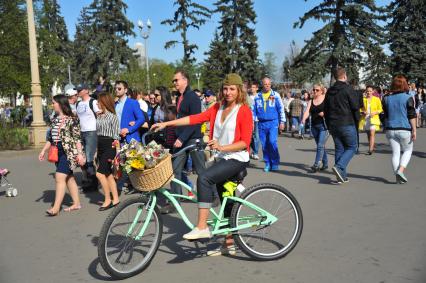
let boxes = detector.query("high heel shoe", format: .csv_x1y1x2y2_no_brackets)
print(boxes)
45,208,59,217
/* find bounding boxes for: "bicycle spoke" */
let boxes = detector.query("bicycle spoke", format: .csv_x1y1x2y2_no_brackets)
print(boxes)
234,185,302,259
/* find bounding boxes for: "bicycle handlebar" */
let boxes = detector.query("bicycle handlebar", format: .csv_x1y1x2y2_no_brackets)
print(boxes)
141,130,162,146
171,139,207,159
141,131,208,159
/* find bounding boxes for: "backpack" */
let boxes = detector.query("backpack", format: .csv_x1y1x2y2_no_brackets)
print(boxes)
76,98,96,117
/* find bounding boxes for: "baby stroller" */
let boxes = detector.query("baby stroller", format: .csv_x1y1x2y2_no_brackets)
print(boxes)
0,168,18,197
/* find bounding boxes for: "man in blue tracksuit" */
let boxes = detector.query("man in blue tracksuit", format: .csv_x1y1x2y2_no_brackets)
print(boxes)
253,77,286,172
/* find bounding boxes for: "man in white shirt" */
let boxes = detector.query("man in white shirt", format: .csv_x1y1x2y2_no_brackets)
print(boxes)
65,88,78,115
75,83,101,191
282,91,294,132
249,82,260,160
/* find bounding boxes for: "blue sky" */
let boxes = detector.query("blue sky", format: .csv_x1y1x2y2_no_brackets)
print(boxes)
58,0,390,65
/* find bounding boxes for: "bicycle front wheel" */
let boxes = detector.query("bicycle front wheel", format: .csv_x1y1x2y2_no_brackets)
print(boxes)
98,195,163,279
230,183,303,260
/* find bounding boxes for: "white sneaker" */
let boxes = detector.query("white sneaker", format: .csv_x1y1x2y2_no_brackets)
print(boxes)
252,154,259,160
207,245,236,256
183,227,212,240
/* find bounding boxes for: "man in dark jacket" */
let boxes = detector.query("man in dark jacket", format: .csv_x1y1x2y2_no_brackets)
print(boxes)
324,67,360,184
161,69,205,213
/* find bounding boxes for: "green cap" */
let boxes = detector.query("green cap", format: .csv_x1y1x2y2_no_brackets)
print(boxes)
223,73,243,86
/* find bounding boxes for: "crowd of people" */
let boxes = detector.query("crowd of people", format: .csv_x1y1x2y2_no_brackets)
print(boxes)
33,67,420,249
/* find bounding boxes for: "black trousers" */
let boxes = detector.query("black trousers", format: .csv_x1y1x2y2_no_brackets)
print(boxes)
197,158,249,217
170,139,206,195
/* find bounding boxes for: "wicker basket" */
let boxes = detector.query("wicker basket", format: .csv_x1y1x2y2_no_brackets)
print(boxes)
129,154,174,192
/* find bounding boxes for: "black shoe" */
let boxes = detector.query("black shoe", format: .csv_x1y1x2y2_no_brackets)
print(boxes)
308,165,319,173
320,165,328,171
99,203,113,211
366,151,373,155
160,203,176,214
99,202,120,211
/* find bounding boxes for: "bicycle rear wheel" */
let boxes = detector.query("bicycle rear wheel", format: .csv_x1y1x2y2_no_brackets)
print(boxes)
230,183,303,260
98,195,163,279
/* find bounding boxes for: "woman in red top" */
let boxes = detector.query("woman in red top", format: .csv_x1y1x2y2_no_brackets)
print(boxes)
152,73,253,241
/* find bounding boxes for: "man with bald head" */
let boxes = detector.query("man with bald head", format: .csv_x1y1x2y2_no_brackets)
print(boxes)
252,77,286,172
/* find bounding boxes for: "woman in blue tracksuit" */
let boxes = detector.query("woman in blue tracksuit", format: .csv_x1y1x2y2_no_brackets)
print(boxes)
253,78,286,172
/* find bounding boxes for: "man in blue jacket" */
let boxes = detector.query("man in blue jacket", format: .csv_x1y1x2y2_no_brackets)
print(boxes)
253,77,286,172
114,80,145,143
114,80,145,194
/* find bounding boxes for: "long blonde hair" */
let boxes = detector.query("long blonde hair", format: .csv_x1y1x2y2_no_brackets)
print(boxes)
218,84,249,106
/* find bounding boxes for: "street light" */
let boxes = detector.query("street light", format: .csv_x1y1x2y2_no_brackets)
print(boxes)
137,19,152,92
152,73,157,89
195,72,201,90
26,0,46,147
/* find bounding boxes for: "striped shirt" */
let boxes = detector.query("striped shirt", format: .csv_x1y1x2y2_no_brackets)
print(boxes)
51,117,63,143
96,111,120,140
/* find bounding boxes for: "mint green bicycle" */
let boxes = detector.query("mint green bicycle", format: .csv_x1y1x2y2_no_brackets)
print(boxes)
98,139,303,280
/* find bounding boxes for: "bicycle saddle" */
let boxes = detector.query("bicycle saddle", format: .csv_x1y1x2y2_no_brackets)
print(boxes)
229,168,247,183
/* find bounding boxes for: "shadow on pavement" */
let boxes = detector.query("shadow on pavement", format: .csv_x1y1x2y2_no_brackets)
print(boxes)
35,189,73,205
88,257,115,281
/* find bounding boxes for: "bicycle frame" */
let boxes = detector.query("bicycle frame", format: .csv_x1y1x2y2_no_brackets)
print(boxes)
130,178,278,240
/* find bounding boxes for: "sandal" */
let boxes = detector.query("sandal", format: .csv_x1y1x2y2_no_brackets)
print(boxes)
64,205,82,212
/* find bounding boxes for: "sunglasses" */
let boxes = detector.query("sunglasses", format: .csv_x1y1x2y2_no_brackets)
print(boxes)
172,79,178,84
313,89,321,92
115,87,122,91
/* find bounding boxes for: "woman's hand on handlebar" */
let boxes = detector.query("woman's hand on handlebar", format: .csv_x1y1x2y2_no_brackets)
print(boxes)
150,122,166,132
207,139,222,151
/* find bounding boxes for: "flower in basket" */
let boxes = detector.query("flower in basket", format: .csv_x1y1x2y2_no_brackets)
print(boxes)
118,139,170,174
130,157,145,170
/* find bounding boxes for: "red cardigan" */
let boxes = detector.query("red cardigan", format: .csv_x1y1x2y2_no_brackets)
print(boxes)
189,103,253,152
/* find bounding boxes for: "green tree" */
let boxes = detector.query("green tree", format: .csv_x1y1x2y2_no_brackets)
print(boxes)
73,0,135,84
214,0,262,82
202,31,228,92
362,46,391,87
114,58,176,92
37,0,70,94
263,52,278,81
161,0,211,66
388,0,426,83
0,0,30,99
72,7,94,83
292,0,386,85
281,40,300,83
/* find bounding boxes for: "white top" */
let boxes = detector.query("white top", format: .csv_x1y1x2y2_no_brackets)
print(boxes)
213,105,250,162
76,99,100,132
283,97,294,113
138,99,148,112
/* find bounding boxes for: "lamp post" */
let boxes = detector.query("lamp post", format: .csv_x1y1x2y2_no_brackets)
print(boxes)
152,73,157,89
26,0,46,147
195,72,201,90
137,19,152,92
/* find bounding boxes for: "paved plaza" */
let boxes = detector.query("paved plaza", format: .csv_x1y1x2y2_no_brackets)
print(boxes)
0,130,425,283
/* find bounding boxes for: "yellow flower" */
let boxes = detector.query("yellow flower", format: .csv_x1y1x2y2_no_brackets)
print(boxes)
130,159,145,170
126,149,138,158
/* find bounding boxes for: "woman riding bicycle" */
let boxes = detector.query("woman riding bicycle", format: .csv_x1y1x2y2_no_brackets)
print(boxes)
151,73,253,241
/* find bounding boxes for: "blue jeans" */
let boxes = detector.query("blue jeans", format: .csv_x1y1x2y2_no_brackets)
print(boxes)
311,123,329,167
291,117,300,131
250,121,259,155
81,131,97,163
329,125,358,178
